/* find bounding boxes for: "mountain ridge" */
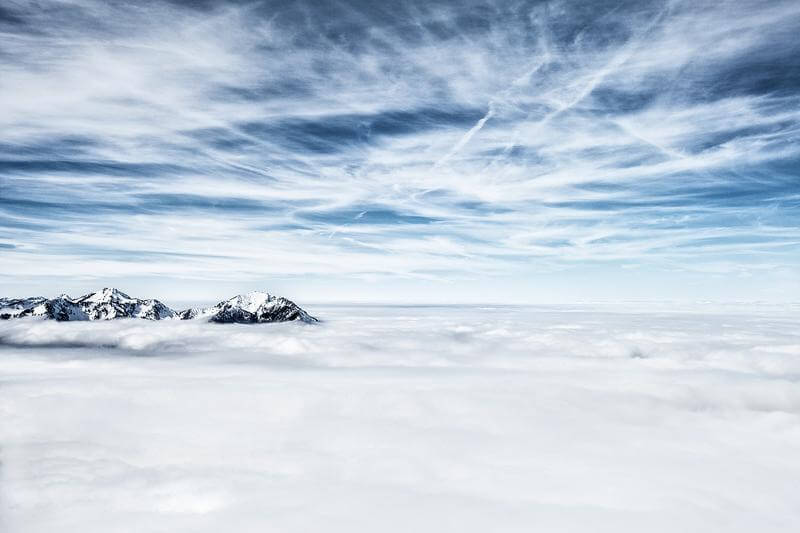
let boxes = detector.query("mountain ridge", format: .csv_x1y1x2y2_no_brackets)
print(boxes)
0,289,317,323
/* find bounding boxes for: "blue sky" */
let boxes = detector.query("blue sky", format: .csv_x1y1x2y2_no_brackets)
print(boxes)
0,0,798,303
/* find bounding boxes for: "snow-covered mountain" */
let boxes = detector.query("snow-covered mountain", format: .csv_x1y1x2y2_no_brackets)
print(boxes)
179,291,318,323
1,289,317,323
72,288,176,320
0,288,175,321
0,296,49,319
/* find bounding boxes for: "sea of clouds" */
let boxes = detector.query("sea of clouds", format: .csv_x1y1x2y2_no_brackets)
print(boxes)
1,305,799,532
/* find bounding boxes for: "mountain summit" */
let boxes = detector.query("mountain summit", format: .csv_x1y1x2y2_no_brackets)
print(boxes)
0,289,316,323
179,291,317,324
73,288,176,320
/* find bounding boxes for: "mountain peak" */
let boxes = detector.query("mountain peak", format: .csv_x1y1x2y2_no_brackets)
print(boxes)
81,287,132,303
182,291,317,323
1,290,316,323
224,291,275,312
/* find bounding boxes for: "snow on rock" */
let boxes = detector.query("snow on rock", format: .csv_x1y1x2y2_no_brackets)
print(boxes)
0,297,49,319
180,291,318,323
0,289,175,321
1,289,316,323
73,288,176,320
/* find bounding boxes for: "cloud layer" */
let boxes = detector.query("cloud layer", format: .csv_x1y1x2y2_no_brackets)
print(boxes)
2,305,800,532
0,0,799,299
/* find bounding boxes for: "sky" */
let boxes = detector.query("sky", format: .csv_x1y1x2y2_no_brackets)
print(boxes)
0,0,798,303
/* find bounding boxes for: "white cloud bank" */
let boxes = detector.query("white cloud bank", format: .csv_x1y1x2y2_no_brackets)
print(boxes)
2,305,800,532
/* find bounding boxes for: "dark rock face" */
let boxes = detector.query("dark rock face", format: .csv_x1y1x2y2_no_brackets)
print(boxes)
0,289,317,324
46,296,88,321
177,308,201,320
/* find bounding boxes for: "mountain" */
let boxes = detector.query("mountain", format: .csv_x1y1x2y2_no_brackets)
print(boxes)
0,289,317,323
179,291,318,323
72,288,176,320
0,296,49,319
0,288,175,321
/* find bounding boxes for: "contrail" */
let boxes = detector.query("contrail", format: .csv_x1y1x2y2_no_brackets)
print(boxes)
433,104,496,169
433,56,550,169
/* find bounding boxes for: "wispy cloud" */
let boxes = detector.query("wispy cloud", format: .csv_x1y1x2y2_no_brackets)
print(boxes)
1,0,798,299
